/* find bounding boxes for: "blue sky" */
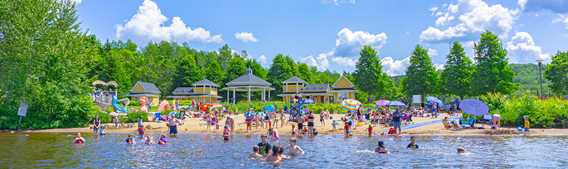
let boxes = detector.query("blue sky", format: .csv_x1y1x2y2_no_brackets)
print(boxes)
74,0,568,75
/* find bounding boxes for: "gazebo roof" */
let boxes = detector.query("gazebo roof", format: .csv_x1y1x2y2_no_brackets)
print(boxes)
193,79,219,88
128,81,161,96
283,76,306,84
225,68,271,87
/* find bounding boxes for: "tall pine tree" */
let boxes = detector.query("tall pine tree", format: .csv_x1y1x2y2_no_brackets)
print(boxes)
404,45,440,98
441,42,474,98
472,31,516,95
545,51,568,96
353,46,394,100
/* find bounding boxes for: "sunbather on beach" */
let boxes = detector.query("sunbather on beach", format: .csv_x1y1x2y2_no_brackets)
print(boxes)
73,133,85,144
407,136,419,149
288,138,304,156
375,141,388,154
249,146,263,159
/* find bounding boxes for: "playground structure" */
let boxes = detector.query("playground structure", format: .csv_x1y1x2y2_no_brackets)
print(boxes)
92,80,129,113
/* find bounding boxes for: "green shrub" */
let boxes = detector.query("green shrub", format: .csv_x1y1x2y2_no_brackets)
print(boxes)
498,95,568,128
123,112,149,123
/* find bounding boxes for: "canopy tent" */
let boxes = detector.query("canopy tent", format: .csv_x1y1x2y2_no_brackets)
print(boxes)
376,100,390,107
223,68,274,103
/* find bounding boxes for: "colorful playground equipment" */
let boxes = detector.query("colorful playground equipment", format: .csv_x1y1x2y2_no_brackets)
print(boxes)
111,95,129,113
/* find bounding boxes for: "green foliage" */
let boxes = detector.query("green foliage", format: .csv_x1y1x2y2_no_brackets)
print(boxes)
122,112,149,123
545,51,568,96
511,64,551,96
404,45,440,98
479,93,508,115
354,46,395,100
268,54,298,96
441,42,474,98
472,31,517,95
499,96,568,128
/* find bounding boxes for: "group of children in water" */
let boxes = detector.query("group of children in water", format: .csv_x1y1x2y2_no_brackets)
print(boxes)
248,134,304,165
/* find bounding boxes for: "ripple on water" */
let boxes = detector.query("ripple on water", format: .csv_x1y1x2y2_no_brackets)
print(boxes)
1,133,568,168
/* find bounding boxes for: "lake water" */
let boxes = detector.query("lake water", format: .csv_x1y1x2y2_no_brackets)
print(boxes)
1,133,567,168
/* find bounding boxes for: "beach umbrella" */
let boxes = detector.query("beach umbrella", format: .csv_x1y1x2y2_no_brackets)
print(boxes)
264,104,275,112
168,111,177,117
459,99,489,116
375,100,390,107
342,99,362,110
427,96,444,105
389,101,406,107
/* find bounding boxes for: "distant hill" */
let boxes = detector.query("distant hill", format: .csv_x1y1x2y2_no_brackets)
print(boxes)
387,64,549,96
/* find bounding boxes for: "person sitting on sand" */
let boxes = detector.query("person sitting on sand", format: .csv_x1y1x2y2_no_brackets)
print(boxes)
223,125,231,141
457,147,466,154
288,138,304,156
249,146,263,159
407,136,419,149
125,134,135,144
73,133,85,144
375,141,388,154
257,134,272,156
158,135,167,145
144,135,153,144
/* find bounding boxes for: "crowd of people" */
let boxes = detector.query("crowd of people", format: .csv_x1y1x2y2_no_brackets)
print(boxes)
76,101,471,166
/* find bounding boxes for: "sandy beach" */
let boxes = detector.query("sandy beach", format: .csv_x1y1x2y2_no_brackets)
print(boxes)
20,114,568,137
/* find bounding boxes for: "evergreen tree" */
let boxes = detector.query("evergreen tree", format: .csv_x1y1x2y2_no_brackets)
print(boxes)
404,45,440,98
353,46,394,99
472,31,517,95
441,42,475,98
545,51,568,95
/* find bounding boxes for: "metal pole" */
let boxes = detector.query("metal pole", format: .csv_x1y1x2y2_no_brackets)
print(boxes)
537,59,544,98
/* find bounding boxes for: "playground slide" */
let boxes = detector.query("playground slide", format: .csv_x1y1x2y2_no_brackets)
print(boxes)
112,95,128,113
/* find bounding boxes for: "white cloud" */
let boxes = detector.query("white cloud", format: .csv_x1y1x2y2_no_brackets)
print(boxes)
234,32,258,42
420,0,521,43
116,0,223,44
506,32,550,63
332,57,358,67
335,28,388,57
427,48,439,57
258,55,269,66
323,0,356,6
58,0,81,5
381,57,410,76
554,14,568,30
303,51,332,71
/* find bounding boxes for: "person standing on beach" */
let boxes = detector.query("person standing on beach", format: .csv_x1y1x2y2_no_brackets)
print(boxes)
168,116,180,136
392,109,402,134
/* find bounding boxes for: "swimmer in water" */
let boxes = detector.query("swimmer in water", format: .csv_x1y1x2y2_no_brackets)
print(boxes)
223,125,231,141
158,135,167,145
144,135,153,144
457,147,466,154
407,136,419,149
288,138,304,156
73,133,85,144
125,134,135,144
375,141,388,154
249,146,263,159
266,146,286,164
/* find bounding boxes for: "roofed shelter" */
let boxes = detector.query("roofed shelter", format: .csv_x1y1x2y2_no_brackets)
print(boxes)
223,68,274,103
128,81,161,98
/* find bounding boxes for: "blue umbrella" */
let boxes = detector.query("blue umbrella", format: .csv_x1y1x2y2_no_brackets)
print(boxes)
427,96,444,106
264,105,275,112
303,99,315,104
389,101,406,107
459,99,489,116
